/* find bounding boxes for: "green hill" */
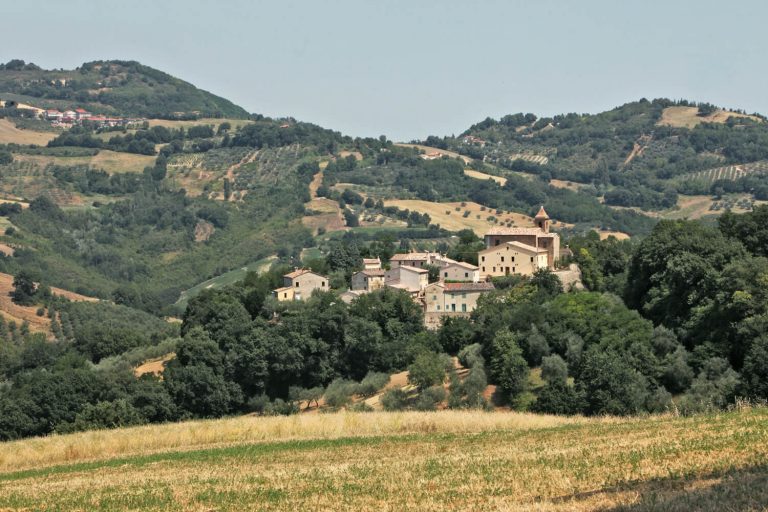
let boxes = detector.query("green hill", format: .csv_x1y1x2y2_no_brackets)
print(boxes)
0,59,250,118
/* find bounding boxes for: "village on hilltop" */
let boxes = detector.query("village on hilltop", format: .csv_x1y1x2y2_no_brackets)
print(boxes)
0,98,142,128
274,206,580,328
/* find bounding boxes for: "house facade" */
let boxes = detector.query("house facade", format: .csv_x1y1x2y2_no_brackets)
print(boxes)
351,269,386,292
423,281,495,329
273,269,328,301
483,206,560,268
478,241,548,279
385,265,428,294
439,261,480,282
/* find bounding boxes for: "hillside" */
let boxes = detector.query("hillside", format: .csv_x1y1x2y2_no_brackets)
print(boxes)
0,59,250,118
0,408,765,511
428,98,768,218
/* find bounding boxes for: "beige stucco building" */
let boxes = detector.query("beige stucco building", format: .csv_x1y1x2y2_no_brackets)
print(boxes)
423,281,495,329
439,261,480,282
484,206,560,268
351,269,386,292
385,265,428,295
478,241,549,279
273,269,329,301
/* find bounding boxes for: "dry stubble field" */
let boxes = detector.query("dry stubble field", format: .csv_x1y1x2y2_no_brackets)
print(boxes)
0,408,767,511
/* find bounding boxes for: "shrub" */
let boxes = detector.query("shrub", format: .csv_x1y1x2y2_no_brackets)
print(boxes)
323,378,358,408
357,372,390,397
381,389,408,411
458,343,484,369
415,386,446,411
408,351,448,389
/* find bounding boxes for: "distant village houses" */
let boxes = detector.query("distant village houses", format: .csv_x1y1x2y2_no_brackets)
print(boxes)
2,98,141,128
274,205,569,328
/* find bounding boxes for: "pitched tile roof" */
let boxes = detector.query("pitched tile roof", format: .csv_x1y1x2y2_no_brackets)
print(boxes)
443,282,495,292
284,269,325,279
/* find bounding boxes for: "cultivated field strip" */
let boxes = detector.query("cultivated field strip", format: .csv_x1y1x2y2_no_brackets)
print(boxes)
678,160,768,183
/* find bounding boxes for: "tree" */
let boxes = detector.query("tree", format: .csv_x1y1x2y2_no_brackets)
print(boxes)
0,150,13,165
541,354,568,385
407,351,446,389
438,316,476,354
11,272,37,306
577,348,649,416
532,381,586,415
742,335,768,399
488,329,529,402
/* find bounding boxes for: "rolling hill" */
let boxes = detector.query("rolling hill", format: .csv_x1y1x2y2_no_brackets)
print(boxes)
0,59,250,118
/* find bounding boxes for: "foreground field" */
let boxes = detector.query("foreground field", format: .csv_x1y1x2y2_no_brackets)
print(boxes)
0,408,766,511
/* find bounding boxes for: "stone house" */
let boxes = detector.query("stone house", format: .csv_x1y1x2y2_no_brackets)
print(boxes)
483,206,560,268
351,269,386,292
273,269,328,301
478,241,548,279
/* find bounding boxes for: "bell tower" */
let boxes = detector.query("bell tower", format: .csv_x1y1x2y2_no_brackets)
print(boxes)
534,205,550,233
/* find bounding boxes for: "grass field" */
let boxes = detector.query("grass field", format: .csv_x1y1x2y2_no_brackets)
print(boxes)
0,407,766,511
146,118,252,130
384,199,538,235
657,106,762,129
13,150,155,174
464,168,508,186
173,255,276,310
394,143,473,164
0,119,58,146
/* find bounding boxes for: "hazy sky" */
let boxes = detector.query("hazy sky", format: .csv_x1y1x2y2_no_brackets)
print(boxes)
3,0,767,140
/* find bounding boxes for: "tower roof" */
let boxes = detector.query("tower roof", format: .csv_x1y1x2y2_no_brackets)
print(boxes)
534,206,550,220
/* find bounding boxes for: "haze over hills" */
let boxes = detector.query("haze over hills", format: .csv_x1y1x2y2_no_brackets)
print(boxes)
0,59,250,119
2,56,768,512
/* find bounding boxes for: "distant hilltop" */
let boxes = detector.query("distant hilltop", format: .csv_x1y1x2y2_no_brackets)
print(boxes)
0,59,250,119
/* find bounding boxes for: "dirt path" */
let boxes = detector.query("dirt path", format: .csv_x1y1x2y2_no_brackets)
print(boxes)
225,149,259,180
308,161,328,199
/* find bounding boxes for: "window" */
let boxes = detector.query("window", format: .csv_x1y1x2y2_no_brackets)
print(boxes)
461,304,467,312
464,272,468,278
444,272,448,277
505,267,510,275
436,305,440,310
501,256,505,262
482,266,485,272
322,281,326,287
481,256,485,262
492,266,496,272
284,293,288,298
295,282,299,287
451,304,456,312
530,257,534,262
512,256,515,262
495,240,500,246
432,295,437,300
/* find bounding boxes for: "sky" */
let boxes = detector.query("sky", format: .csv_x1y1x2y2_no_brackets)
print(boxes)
3,0,768,140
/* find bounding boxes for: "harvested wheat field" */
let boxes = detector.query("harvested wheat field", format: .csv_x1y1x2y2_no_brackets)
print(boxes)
384,199,541,235
657,106,762,129
395,143,473,164
0,119,57,146
0,408,766,511
464,168,507,185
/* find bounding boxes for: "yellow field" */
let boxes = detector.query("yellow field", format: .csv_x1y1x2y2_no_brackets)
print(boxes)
394,143,472,164
464,169,507,185
596,229,631,241
0,408,766,511
384,199,536,235
550,178,583,191
146,117,252,130
0,119,57,146
13,150,155,174
657,106,762,129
